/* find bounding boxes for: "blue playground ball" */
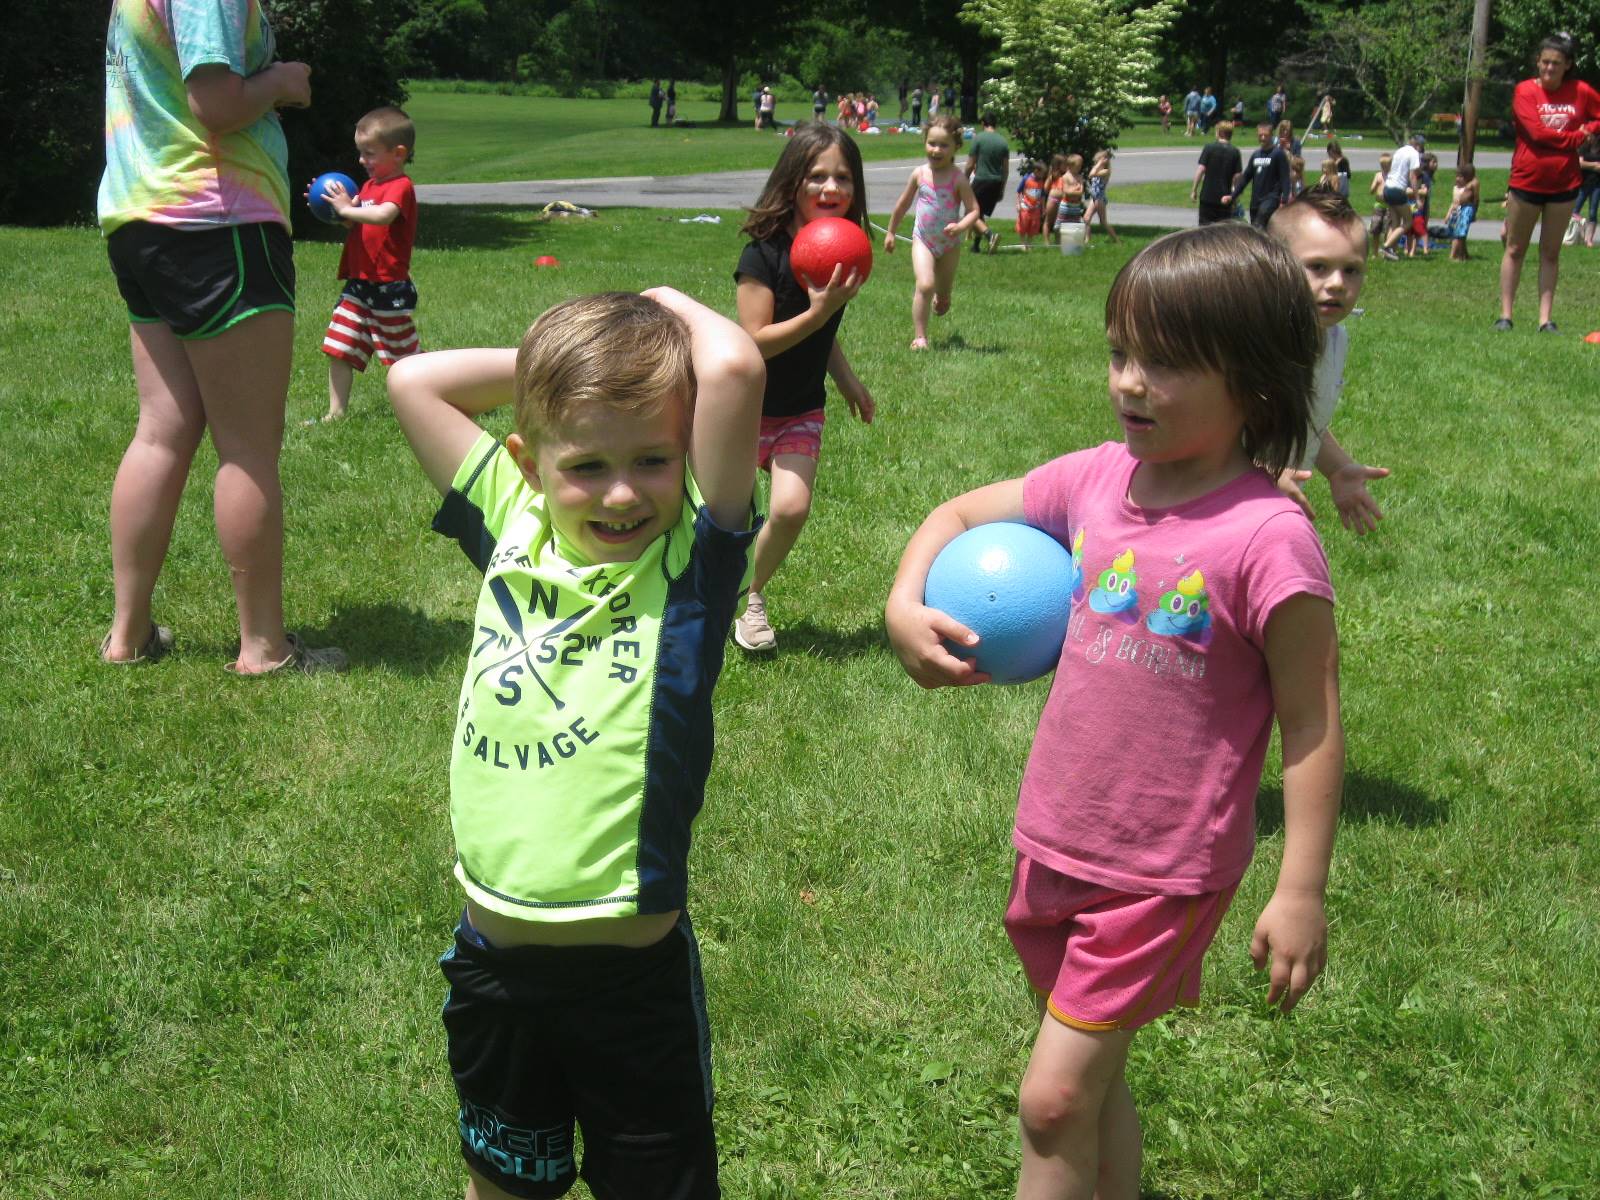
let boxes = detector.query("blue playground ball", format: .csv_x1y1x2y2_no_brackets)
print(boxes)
924,522,1075,684
307,172,357,224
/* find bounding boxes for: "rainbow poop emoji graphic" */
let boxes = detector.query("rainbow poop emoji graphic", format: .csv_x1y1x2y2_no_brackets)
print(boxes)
1088,548,1139,614
1146,569,1212,638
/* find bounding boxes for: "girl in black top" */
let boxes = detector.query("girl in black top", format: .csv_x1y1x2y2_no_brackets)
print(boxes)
732,125,874,651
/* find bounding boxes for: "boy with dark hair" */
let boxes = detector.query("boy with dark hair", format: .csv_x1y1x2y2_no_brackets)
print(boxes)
313,106,420,422
387,288,765,1200
1269,189,1390,535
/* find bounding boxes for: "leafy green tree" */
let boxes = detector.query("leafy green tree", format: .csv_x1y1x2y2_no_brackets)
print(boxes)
1160,0,1312,106
1494,0,1600,79
387,0,489,79
1296,0,1471,141
0,0,106,224
962,0,1180,162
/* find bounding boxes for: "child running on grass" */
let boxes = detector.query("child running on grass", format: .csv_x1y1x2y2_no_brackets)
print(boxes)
386,287,763,1200
886,222,1343,1200
885,114,982,348
311,106,420,423
1270,188,1391,535
732,124,875,651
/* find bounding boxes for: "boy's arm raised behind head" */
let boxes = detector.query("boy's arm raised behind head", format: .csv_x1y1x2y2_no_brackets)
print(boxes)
387,349,518,495
642,288,764,531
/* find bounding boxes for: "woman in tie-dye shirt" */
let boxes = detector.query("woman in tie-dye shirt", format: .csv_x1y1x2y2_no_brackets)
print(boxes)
98,0,344,674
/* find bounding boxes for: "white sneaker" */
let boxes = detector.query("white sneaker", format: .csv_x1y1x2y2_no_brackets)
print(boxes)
734,590,777,651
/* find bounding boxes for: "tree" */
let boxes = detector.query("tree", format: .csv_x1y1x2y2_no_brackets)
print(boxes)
0,0,107,224
1494,0,1600,79
1160,0,1312,107
962,0,1180,162
665,4,809,121
1295,0,1472,142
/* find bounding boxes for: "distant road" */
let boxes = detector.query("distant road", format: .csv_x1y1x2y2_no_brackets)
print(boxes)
416,147,1516,240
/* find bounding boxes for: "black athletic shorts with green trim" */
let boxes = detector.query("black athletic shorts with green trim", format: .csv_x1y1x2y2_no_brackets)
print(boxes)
440,912,719,1200
106,221,295,339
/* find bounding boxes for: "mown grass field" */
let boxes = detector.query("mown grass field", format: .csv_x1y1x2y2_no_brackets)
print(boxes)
2,196,1597,1198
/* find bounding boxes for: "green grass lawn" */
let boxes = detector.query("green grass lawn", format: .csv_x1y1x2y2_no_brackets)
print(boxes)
402,89,1477,185
2,205,1598,1198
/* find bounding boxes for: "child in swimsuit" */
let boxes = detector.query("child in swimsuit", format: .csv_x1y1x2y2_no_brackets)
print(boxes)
885,114,982,349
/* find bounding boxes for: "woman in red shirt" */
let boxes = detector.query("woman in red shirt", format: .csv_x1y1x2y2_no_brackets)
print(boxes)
1497,33,1600,332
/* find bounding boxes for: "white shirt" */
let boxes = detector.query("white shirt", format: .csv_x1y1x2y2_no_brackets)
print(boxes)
1386,145,1421,191
1302,324,1349,469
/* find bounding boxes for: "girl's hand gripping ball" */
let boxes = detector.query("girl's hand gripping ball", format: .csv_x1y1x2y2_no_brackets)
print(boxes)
924,523,1076,684
307,172,358,224
790,217,873,288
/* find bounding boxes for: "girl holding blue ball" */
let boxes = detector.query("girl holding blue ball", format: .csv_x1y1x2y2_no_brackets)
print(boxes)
886,222,1344,1200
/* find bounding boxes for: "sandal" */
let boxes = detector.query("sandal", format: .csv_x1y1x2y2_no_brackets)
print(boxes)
226,632,349,676
100,624,174,665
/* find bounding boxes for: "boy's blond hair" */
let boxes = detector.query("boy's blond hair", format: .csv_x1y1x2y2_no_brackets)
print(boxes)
514,293,695,442
356,106,416,162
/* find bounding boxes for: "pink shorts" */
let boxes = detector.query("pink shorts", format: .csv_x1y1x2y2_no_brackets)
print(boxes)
757,408,825,470
1004,853,1237,1032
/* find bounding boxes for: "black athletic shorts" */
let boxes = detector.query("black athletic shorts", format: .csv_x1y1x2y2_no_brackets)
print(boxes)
106,221,294,339
440,912,719,1200
972,178,1004,219
1197,201,1235,225
1508,185,1581,206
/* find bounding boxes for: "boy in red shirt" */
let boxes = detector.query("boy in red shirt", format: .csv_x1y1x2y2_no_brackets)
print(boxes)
313,107,420,421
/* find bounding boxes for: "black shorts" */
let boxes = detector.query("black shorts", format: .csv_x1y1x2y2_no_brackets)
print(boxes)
1197,200,1235,225
106,221,294,339
972,178,1004,219
1508,185,1581,206
440,913,718,1200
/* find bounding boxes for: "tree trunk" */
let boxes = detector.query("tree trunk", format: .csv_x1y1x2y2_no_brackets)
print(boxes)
719,57,739,123
1208,41,1229,110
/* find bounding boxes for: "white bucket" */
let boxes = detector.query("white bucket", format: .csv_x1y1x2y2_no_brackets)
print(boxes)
1058,223,1087,256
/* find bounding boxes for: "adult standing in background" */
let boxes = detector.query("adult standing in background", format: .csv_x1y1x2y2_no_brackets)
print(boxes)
1183,86,1202,136
666,79,676,125
1191,120,1242,225
649,79,663,126
1496,33,1600,332
911,84,923,127
98,0,344,673
964,111,1010,252
813,84,827,122
1198,87,1218,134
898,79,909,122
758,85,776,129
1267,83,1287,129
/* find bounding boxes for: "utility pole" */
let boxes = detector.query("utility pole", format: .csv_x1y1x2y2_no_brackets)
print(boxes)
1460,0,1491,165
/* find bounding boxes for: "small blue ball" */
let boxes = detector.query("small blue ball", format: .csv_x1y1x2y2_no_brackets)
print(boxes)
924,522,1075,684
308,172,358,224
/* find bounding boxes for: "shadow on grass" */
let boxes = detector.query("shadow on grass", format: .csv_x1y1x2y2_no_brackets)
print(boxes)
937,332,1006,354
1256,770,1448,835
761,619,886,662
323,603,472,675
415,204,554,252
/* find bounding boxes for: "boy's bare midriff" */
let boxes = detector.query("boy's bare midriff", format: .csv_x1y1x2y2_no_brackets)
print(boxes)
466,898,680,948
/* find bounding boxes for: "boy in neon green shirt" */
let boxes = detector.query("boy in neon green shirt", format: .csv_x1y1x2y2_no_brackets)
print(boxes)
388,288,762,1200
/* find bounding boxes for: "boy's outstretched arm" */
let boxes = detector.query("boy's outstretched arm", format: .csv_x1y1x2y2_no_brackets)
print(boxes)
1315,431,1388,535
642,287,764,532
387,349,517,495
1253,594,1343,1013
885,479,1025,688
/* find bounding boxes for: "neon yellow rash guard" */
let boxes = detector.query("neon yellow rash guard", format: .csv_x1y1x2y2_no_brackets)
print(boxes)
433,433,758,922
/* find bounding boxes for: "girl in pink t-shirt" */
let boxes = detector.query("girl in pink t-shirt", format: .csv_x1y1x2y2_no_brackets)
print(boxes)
886,223,1343,1199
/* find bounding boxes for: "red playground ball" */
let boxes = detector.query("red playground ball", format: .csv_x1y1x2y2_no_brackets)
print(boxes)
924,523,1075,684
535,255,560,267
790,216,872,289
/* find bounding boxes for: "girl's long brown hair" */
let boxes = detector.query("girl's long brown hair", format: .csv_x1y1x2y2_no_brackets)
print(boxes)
740,123,868,242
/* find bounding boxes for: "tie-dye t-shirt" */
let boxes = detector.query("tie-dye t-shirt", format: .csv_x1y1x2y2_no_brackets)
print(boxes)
99,0,289,235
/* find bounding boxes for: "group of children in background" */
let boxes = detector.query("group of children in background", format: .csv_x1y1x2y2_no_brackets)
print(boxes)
1013,149,1118,249
1369,149,1481,260
286,101,1391,1200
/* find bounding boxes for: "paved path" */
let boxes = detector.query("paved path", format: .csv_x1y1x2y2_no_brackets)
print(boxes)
416,146,1515,241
